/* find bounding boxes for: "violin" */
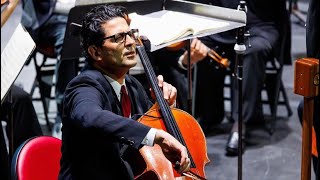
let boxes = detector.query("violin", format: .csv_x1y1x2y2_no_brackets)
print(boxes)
131,37,210,179
167,41,230,68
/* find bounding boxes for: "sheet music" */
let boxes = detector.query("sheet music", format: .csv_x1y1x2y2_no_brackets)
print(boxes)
130,10,230,47
1,23,35,101
129,9,245,51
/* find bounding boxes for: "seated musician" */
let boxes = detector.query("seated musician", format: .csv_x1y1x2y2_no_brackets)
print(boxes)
21,0,76,138
187,0,290,156
153,38,226,127
59,4,190,179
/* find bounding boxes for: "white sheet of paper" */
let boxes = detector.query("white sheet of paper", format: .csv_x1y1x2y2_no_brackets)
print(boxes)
1,23,35,101
130,11,229,46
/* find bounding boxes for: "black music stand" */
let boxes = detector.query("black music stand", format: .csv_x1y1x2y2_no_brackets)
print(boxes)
233,3,246,180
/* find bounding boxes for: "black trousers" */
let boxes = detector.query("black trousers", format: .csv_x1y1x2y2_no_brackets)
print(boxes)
0,85,43,179
231,24,279,124
194,58,227,130
155,47,228,131
191,22,279,133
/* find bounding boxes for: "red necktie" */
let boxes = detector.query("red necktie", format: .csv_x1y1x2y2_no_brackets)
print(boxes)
120,85,131,117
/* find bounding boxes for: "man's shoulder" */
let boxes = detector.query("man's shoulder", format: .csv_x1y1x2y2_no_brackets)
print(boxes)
68,69,107,88
71,69,99,80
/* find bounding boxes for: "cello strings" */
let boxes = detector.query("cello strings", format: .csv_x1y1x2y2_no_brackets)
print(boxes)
137,44,196,168
137,45,180,136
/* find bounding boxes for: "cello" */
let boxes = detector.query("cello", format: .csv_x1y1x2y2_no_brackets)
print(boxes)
130,37,210,179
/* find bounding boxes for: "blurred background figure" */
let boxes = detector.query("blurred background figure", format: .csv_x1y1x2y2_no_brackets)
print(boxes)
188,0,290,156
21,0,76,138
145,0,290,156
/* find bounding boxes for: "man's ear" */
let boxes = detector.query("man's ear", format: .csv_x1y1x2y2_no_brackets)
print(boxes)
88,45,101,61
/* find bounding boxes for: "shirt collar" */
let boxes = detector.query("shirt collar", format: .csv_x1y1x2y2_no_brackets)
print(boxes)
104,75,127,101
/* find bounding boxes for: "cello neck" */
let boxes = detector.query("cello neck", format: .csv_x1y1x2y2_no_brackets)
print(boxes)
136,43,196,168
136,44,176,131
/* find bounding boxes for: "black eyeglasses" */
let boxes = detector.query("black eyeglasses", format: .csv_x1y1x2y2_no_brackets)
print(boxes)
101,29,139,44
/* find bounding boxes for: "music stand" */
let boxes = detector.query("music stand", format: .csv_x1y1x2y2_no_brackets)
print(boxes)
60,0,245,59
59,0,245,113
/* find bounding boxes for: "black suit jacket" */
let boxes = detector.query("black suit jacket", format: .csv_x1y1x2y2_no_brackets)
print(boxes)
59,65,153,179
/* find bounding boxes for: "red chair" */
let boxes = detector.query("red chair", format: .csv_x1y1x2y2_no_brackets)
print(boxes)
11,136,62,180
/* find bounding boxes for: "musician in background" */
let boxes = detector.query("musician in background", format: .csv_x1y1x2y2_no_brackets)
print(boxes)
0,85,43,179
145,1,235,135
149,38,208,112
59,4,190,179
21,0,76,138
131,38,222,139
175,0,290,156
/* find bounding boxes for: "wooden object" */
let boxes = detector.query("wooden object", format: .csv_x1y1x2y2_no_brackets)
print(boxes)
294,58,319,97
294,58,319,180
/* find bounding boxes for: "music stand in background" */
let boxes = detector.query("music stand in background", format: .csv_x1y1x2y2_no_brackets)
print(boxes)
161,0,245,114
61,0,245,59
60,0,245,113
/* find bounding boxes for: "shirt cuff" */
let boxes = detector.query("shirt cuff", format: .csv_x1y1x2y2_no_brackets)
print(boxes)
141,128,157,146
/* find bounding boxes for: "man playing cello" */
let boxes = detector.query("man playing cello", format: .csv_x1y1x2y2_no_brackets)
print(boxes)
58,4,190,179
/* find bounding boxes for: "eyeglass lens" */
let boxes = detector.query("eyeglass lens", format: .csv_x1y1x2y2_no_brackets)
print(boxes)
114,29,139,43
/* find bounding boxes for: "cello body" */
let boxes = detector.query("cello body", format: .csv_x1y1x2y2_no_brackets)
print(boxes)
133,106,210,179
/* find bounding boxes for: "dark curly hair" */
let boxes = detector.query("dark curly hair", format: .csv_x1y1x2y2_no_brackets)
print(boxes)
80,4,129,61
